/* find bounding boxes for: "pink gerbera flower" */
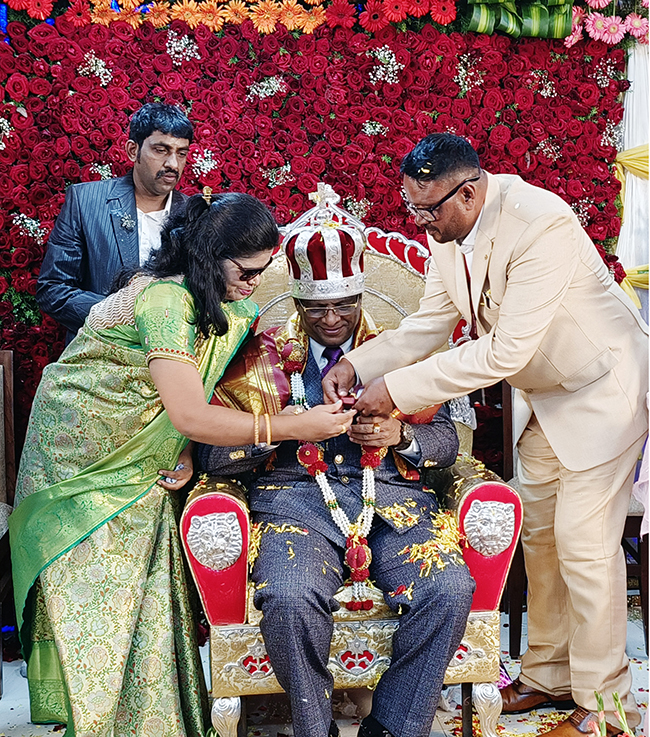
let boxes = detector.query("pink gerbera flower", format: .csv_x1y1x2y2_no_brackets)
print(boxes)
600,15,626,43
584,0,611,9
564,26,584,47
565,6,586,46
584,11,608,40
626,12,649,41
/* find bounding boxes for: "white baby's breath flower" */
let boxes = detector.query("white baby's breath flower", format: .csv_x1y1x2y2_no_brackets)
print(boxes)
247,76,287,101
166,30,201,67
367,46,404,86
77,51,113,87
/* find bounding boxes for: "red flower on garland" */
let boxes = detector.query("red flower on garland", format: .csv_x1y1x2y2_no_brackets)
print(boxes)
429,0,456,24
325,0,356,28
280,339,306,374
359,0,389,30
360,447,388,469
297,443,329,475
383,0,408,22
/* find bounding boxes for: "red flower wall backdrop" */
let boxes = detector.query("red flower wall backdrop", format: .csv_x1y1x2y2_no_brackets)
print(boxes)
0,17,628,445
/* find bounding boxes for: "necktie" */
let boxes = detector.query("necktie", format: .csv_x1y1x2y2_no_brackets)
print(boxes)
321,345,344,378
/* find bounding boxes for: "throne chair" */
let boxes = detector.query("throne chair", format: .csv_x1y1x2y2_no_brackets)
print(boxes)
180,184,523,737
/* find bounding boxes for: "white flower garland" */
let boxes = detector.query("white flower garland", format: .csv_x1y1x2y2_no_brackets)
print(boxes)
291,370,376,604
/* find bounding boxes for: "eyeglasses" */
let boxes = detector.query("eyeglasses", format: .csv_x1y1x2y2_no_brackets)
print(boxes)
229,256,273,282
403,174,481,222
297,300,360,319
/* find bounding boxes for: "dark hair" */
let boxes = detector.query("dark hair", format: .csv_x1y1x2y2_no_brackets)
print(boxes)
128,103,194,148
115,193,278,337
400,134,481,182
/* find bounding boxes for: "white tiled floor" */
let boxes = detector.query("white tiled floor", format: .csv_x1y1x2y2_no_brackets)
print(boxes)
1,610,647,736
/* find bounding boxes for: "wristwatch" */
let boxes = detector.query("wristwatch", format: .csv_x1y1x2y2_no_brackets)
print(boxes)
394,421,415,451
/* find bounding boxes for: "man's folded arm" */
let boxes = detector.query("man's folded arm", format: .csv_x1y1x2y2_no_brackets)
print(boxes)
196,442,276,477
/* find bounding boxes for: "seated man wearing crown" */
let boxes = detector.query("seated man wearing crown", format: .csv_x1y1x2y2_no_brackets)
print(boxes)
196,189,475,737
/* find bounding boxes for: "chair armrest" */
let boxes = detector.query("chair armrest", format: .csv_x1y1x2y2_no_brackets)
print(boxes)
180,476,251,626
425,453,523,612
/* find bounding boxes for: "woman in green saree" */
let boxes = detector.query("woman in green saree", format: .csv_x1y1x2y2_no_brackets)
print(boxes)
10,192,355,737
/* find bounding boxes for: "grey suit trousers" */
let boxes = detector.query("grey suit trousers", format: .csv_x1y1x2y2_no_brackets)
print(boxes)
252,512,474,737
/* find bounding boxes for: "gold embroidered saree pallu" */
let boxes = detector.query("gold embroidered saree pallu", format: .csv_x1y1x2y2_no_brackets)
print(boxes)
10,283,257,736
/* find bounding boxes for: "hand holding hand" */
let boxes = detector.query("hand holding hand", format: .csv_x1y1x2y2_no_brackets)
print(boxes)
348,414,402,447
322,358,357,404
353,378,395,417
298,401,356,442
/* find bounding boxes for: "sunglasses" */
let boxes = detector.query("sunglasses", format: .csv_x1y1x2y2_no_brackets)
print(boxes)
229,256,273,282
403,174,481,222
297,300,360,319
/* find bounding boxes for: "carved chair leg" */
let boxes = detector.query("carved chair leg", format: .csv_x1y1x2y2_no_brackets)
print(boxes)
473,682,502,737
211,696,242,737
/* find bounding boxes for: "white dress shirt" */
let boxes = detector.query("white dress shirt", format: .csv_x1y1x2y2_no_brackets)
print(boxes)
456,207,484,274
137,193,172,265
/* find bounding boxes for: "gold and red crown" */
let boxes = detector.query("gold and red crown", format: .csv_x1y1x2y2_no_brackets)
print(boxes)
282,183,367,301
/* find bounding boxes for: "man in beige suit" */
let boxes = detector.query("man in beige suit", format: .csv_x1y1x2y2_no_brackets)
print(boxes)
324,134,648,736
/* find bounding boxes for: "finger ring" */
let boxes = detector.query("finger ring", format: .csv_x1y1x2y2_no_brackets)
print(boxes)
373,423,380,434
293,406,304,414
339,425,347,434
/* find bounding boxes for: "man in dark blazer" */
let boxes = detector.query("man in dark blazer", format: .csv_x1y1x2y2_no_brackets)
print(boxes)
197,188,474,737
36,103,193,342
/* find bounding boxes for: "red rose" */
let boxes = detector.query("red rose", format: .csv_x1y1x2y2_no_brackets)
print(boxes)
483,88,505,111
62,160,81,180
30,184,51,206
577,83,600,107
11,269,37,293
489,125,511,147
507,137,529,158
11,249,32,269
29,161,48,181
6,73,30,101
450,98,471,120
477,108,496,128
11,164,30,186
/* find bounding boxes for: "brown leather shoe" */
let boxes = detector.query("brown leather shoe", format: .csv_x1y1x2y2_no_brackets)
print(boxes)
500,677,576,714
540,707,623,736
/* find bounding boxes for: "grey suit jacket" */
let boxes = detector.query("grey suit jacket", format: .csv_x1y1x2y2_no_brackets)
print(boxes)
36,172,187,341
198,349,459,547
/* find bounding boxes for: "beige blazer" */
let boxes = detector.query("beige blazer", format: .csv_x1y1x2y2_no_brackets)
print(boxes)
347,173,648,472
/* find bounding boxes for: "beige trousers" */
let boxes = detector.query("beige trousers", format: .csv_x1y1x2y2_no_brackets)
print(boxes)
517,415,645,728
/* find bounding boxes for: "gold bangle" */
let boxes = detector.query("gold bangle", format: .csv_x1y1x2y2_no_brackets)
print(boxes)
264,413,272,446
253,412,260,447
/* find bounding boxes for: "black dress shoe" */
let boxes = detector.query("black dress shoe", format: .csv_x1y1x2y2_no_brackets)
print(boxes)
330,719,340,737
358,715,395,737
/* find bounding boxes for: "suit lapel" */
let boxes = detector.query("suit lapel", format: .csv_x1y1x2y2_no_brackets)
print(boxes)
470,174,502,329
170,189,187,217
429,235,472,325
107,174,139,268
